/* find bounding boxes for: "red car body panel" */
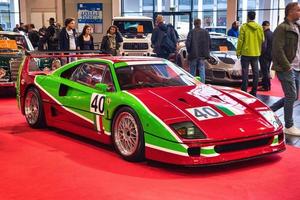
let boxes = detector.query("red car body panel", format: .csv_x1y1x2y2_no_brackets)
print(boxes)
18,54,285,166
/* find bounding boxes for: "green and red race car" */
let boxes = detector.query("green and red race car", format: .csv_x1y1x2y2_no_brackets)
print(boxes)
17,53,285,166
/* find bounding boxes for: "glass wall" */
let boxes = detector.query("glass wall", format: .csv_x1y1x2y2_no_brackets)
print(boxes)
237,0,300,30
121,0,228,28
0,0,20,31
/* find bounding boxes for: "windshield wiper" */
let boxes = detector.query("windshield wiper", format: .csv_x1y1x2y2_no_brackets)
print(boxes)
122,82,169,89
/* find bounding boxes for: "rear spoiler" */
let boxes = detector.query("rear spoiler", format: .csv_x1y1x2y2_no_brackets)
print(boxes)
25,50,111,58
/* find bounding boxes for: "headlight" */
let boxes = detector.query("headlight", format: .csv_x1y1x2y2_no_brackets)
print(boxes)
259,110,282,130
207,55,219,65
171,122,206,139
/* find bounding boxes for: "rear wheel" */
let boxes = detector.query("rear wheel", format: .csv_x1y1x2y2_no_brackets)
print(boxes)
112,107,145,162
24,87,45,128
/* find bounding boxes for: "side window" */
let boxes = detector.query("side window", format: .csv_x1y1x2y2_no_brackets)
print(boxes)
70,63,106,87
102,67,115,91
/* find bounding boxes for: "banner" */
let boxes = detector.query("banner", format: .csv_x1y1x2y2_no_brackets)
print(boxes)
77,3,103,33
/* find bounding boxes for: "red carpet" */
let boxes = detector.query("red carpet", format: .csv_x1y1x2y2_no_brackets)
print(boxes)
257,76,284,97
1,97,300,200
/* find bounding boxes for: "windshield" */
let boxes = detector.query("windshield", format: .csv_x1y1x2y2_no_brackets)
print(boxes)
206,28,226,34
211,38,237,51
0,34,33,52
115,63,197,90
113,20,153,34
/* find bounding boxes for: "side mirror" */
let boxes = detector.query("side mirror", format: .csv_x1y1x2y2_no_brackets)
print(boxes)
95,83,108,93
194,76,201,82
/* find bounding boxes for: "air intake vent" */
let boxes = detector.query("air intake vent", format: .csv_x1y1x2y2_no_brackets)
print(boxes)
123,43,149,50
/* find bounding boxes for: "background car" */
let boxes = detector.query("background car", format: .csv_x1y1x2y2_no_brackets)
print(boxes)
176,34,262,84
0,31,34,88
17,53,285,166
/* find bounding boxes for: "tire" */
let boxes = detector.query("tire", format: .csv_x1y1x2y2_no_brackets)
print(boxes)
112,107,145,162
24,87,46,128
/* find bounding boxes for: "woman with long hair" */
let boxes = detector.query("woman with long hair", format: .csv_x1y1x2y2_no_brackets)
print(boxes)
100,25,123,56
78,25,94,50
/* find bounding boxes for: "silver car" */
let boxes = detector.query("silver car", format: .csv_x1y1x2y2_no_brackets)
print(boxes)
176,34,261,84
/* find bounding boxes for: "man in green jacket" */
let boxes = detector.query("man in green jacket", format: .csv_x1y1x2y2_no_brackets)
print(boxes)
237,11,264,97
270,2,300,136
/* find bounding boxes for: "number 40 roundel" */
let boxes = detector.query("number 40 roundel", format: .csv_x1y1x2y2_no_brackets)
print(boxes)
90,93,106,115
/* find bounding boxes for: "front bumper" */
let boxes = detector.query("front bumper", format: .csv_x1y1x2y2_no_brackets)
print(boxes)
205,68,262,84
145,131,285,166
0,82,15,87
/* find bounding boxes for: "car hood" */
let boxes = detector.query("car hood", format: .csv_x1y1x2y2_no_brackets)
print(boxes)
128,84,278,141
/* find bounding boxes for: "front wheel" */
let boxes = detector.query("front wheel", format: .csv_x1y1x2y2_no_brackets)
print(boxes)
24,87,46,128
112,107,145,162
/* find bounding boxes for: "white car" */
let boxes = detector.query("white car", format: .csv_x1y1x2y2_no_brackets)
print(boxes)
113,16,155,56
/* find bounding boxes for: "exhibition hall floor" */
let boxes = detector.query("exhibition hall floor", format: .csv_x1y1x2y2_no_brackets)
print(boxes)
1,77,300,200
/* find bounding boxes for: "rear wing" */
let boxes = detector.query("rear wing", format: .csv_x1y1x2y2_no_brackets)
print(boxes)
22,50,111,72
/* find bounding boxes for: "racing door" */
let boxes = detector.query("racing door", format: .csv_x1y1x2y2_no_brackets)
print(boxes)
52,61,113,140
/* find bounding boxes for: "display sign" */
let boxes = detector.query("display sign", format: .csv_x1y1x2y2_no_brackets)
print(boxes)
219,46,228,52
77,3,103,33
0,40,18,50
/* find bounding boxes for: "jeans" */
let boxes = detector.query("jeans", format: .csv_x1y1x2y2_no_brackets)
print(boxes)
241,56,259,96
270,70,298,128
259,56,271,90
189,58,205,83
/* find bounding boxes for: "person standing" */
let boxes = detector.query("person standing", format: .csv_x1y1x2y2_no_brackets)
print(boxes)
258,21,273,91
44,18,60,51
13,24,20,32
237,11,264,97
78,25,94,50
227,21,240,37
59,18,78,51
151,15,177,59
100,25,123,56
185,18,210,82
28,24,40,49
270,2,300,136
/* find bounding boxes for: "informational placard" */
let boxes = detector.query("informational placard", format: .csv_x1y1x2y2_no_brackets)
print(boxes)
77,3,103,33
0,40,18,50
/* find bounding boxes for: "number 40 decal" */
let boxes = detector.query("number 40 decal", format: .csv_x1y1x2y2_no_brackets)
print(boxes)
186,106,222,121
90,93,106,115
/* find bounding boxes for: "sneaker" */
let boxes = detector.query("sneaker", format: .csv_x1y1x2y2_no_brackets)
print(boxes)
284,126,300,136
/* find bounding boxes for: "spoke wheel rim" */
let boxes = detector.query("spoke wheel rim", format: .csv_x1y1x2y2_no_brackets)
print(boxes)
24,91,39,125
114,112,139,156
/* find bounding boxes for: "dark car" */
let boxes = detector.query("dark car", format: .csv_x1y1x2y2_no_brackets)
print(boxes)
0,31,34,87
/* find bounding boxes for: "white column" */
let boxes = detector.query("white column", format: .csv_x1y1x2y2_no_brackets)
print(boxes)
242,0,248,23
112,0,121,17
20,0,28,24
213,0,217,26
226,0,237,30
157,0,162,12
56,0,63,25
198,0,203,26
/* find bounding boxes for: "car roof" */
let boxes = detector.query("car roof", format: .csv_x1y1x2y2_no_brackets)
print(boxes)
0,31,25,36
112,16,153,21
100,56,164,64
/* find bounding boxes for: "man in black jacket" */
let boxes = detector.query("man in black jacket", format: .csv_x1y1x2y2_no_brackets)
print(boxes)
45,18,60,51
185,18,210,82
258,21,273,91
59,18,78,51
151,15,177,59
